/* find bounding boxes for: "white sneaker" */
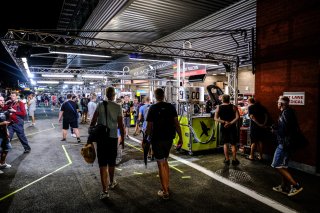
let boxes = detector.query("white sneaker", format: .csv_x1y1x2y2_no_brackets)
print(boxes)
0,170,4,174
71,134,77,138
99,191,110,200
108,180,118,189
0,163,12,169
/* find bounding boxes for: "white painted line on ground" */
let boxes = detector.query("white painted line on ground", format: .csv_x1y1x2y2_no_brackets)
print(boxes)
129,136,297,213
12,126,55,141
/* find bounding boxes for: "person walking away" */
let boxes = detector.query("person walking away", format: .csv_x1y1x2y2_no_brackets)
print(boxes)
271,96,303,196
137,96,153,159
122,95,133,139
247,97,269,161
132,98,139,131
0,96,12,172
90,87,125,199
214,94,240,166
80,94,89,124
58,94,81,143
28,93,37,126
4,92,31,153
88,94,97,121
145,88,183,200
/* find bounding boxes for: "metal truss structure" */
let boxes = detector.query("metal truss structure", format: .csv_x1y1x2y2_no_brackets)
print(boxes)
30,67,128,75
1,29,239,101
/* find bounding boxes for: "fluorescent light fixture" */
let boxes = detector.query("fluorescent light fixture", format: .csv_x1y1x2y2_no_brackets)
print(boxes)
30,79,37,85
129,53,173,62
82,75,105,79
89,82,94,85
50,47,112,58
212,74,217,76
21,57,34,78
183,59,219,66
64,81,84,85
220,72,225,75
42,74,74,78
37,81,59,84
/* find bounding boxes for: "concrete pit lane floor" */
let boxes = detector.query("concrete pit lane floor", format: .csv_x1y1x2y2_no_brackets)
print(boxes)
0,107,319,213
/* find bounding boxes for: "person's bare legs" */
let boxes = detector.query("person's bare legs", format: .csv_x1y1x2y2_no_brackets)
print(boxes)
224,144,229,160
157,159,169,194
249,143,256,159
108,166,115,183
99,166,109,192
62,129,67,139
276,168,297,186
231,144,237,160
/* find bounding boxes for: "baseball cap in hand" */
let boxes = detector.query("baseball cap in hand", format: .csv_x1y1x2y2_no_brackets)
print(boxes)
81,143,96,164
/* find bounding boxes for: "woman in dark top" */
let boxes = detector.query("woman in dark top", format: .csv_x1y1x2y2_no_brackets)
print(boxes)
214,94,240,165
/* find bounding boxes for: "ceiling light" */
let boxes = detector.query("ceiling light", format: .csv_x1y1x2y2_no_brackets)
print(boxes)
42,74,74,78
21,57,34,78
220,72,225,75
37,81,59,84
64,81,84,85
50,47,112,58
129,53,173,62
82,75,106,79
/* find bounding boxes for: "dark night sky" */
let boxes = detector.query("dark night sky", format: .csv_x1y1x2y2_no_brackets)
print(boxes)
0,0,64,87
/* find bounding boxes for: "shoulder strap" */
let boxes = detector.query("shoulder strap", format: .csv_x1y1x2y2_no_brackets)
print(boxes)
102,101,108,127
66,101,77,114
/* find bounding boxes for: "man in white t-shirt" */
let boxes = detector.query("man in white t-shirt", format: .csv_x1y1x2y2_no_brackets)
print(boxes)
88,94,97,121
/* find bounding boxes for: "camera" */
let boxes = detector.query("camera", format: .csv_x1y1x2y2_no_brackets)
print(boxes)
0,111,10,123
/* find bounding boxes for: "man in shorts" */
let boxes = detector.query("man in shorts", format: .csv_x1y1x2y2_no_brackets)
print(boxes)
271,96,303,197
122,95,133,139
145,88,183,200
58,94,81,143
90,87,125,200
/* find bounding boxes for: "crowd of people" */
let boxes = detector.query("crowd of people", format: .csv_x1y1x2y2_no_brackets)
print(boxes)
0,88,303,199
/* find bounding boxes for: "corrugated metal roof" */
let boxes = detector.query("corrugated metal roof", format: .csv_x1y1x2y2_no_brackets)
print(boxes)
95,0,255,73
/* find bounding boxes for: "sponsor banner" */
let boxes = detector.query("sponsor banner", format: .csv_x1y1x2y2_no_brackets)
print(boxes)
173,64,207,77
283,92,305,105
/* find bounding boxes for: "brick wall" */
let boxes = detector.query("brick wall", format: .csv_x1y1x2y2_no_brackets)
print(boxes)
256,0,320,168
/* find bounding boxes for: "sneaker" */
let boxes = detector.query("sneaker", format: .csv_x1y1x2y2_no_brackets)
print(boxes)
24,149,31,153
99,191,110,200
71,134,76,138
0,163,12,169
157,190,169,200
272,185,288,195
60,138,66,141
108,180,118,189
224,159,230,165
288,184,303,197
232,159,240,166
0,170,3,174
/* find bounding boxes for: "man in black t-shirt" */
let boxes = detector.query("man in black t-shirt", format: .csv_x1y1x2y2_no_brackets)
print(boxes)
247,98,269,161
145,88,183,200
58,94,81,143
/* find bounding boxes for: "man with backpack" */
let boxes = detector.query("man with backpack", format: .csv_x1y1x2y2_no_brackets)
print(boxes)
145,88,183,200
80,94,89,124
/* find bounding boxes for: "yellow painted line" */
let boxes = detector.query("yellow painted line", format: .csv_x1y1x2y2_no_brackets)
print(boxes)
125,142,143,152
0,145,72,201
169,165,184,174
181,176,191,179
134,172,143,175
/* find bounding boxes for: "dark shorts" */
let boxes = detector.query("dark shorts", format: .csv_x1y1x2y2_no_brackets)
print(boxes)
250,127,268,143
151,139,173,160
220,126,237,145
0,137,12,152
82,106,88,113
97,137,118,167
62,119,78,130
123,117,131,128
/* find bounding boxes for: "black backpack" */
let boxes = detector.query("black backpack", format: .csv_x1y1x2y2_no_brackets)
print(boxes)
152,103,176,140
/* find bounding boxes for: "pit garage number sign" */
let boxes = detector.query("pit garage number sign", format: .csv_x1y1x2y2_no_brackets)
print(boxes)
283,92,305,105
